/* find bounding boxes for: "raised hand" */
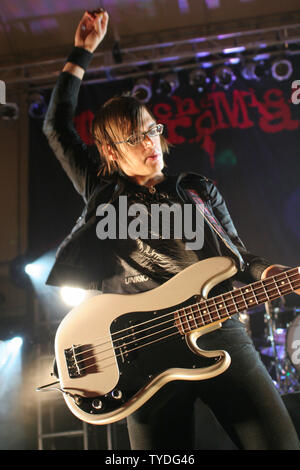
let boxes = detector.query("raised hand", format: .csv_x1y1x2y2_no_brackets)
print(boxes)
74,9,109,53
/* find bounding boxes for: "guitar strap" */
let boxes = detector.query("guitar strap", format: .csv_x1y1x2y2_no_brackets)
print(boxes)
185,188,245,270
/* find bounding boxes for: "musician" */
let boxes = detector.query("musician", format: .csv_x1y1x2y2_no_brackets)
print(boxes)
43,10,300,450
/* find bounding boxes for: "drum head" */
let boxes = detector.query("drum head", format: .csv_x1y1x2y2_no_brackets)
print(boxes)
286,315,300,372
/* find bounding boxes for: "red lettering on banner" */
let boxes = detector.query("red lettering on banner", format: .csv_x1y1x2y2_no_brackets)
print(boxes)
260,89,299,133
73,87,300,171
209,90,254,130
171,96,200,116
193,112,216,168
192,110,216,142
246,88,299,132
166,116,192,144
152,102,173,122
246,88,273,121
151,87,300,169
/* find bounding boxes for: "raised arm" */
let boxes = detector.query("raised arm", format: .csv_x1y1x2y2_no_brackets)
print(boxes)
43,10,109,202
63,9,109,78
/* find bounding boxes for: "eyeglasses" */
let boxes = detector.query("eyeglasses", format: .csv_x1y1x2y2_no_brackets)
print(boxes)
113,123,164,147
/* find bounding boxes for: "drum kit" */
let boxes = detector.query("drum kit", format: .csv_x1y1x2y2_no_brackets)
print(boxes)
243,299,300,394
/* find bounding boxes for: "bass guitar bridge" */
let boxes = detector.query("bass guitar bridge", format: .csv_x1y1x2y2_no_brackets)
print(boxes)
64,345,84,378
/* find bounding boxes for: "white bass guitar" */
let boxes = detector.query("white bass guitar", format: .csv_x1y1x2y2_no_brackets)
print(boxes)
38,256,300,425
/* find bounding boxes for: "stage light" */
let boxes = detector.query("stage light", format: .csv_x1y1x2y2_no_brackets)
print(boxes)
241,61,268,81
195,51,210,58
223,46,245,54
25,263,43,278
178,0,190,13
271,58,293,81
28,92,47,119
132,79,152,103
8,337,23,353
214,66,236,90
205,0,220,8
189,69,210,93
201,62,213,69
60,286,86,307
157,73,179,96
253,53,270,61
0,341,6,368
225,57,240,65
0,337,23,368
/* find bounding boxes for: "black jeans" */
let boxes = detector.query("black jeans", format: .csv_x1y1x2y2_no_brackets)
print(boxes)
127,317,300,450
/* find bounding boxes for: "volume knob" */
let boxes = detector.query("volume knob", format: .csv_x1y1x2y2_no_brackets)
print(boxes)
74,395,83,406
92,398,103,409
111,389,122,400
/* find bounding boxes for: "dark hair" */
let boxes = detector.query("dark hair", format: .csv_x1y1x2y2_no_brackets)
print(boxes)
91,95,170,175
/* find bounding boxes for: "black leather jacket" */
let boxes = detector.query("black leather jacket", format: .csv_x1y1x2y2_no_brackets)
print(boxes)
43,72,270,291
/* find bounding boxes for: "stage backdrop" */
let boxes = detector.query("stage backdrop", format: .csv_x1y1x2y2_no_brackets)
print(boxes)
28,56,300,306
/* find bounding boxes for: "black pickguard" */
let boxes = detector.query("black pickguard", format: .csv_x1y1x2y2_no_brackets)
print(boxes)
76,295,216,415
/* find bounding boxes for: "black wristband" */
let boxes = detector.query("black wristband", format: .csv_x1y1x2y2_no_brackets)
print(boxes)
66,46,93,71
